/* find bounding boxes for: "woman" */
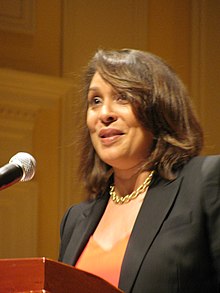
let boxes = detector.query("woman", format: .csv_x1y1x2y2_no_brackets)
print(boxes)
59,49,220,292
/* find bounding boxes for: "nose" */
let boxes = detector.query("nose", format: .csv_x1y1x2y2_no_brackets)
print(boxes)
99,103,117,125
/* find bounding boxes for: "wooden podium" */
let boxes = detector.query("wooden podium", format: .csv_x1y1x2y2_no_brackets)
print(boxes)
0,258,123,293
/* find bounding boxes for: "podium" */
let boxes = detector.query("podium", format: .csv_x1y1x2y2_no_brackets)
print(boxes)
0,258,123,293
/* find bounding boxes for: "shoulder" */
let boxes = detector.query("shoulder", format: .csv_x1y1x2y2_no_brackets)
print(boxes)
173,155,220,198
181,155,220,177
60,199,97,236
180,155,220,204
64,199,97,216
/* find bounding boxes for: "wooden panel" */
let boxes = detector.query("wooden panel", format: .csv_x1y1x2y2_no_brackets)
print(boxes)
0,68,78,259
0,0,35,34
62,0,148,77
0,1,62,75
147,0,191,87
191,0,220,154
0,183,38,258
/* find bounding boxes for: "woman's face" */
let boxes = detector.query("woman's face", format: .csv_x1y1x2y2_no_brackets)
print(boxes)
87,72,153,170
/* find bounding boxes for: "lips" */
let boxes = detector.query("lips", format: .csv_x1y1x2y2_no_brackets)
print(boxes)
99,128,124,138
98,128,124,145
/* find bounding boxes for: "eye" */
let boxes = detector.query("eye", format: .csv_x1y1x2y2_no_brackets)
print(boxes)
88,95,102,107
115,93,129,104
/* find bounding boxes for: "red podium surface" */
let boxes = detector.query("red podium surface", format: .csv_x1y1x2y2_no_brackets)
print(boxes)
0,258,123,293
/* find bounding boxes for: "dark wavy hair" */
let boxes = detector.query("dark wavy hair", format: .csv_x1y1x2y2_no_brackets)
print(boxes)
78,49,203,198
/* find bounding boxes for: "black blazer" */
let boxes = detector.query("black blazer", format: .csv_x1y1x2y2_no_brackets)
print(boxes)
59,156,220,293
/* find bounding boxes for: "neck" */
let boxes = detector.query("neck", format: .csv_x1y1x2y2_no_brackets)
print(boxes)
113,160,145,180
113,168,151,197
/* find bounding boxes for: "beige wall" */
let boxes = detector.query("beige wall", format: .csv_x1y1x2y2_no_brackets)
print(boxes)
0,0,219,260
195,0,220,155
147,0,191,86
0,0,62,75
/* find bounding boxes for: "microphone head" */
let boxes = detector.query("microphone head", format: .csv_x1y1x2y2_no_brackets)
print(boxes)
9,152,36,182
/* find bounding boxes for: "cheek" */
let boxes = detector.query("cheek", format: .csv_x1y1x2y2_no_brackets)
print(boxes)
139,130,154,151
131,125,153,150
86,111,95,131
89,133,100,155
86,115,98,144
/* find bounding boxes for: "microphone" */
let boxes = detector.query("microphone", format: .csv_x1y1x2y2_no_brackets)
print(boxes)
0,152,36,191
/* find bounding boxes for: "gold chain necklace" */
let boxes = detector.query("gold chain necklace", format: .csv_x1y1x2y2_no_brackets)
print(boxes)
110,171,154,205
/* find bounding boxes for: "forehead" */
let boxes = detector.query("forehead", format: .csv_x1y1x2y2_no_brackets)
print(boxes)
89,72,114,92
90,72,105,84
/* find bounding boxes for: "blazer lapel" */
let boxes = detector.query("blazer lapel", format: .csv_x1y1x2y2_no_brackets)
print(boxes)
119,176,183,292
62,193,109,265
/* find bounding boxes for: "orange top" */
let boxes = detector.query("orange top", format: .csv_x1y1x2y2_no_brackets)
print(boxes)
75,235,130,287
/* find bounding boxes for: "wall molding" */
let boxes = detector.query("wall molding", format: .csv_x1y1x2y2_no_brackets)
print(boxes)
0,0,36,34
0,68,77,258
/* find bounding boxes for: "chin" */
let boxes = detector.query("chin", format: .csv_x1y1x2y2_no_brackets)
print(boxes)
101,157,134,170
100,155,121,166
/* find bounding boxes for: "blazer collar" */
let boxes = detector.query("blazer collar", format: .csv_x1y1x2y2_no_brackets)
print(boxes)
119,175,183,292
62,193,109,265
